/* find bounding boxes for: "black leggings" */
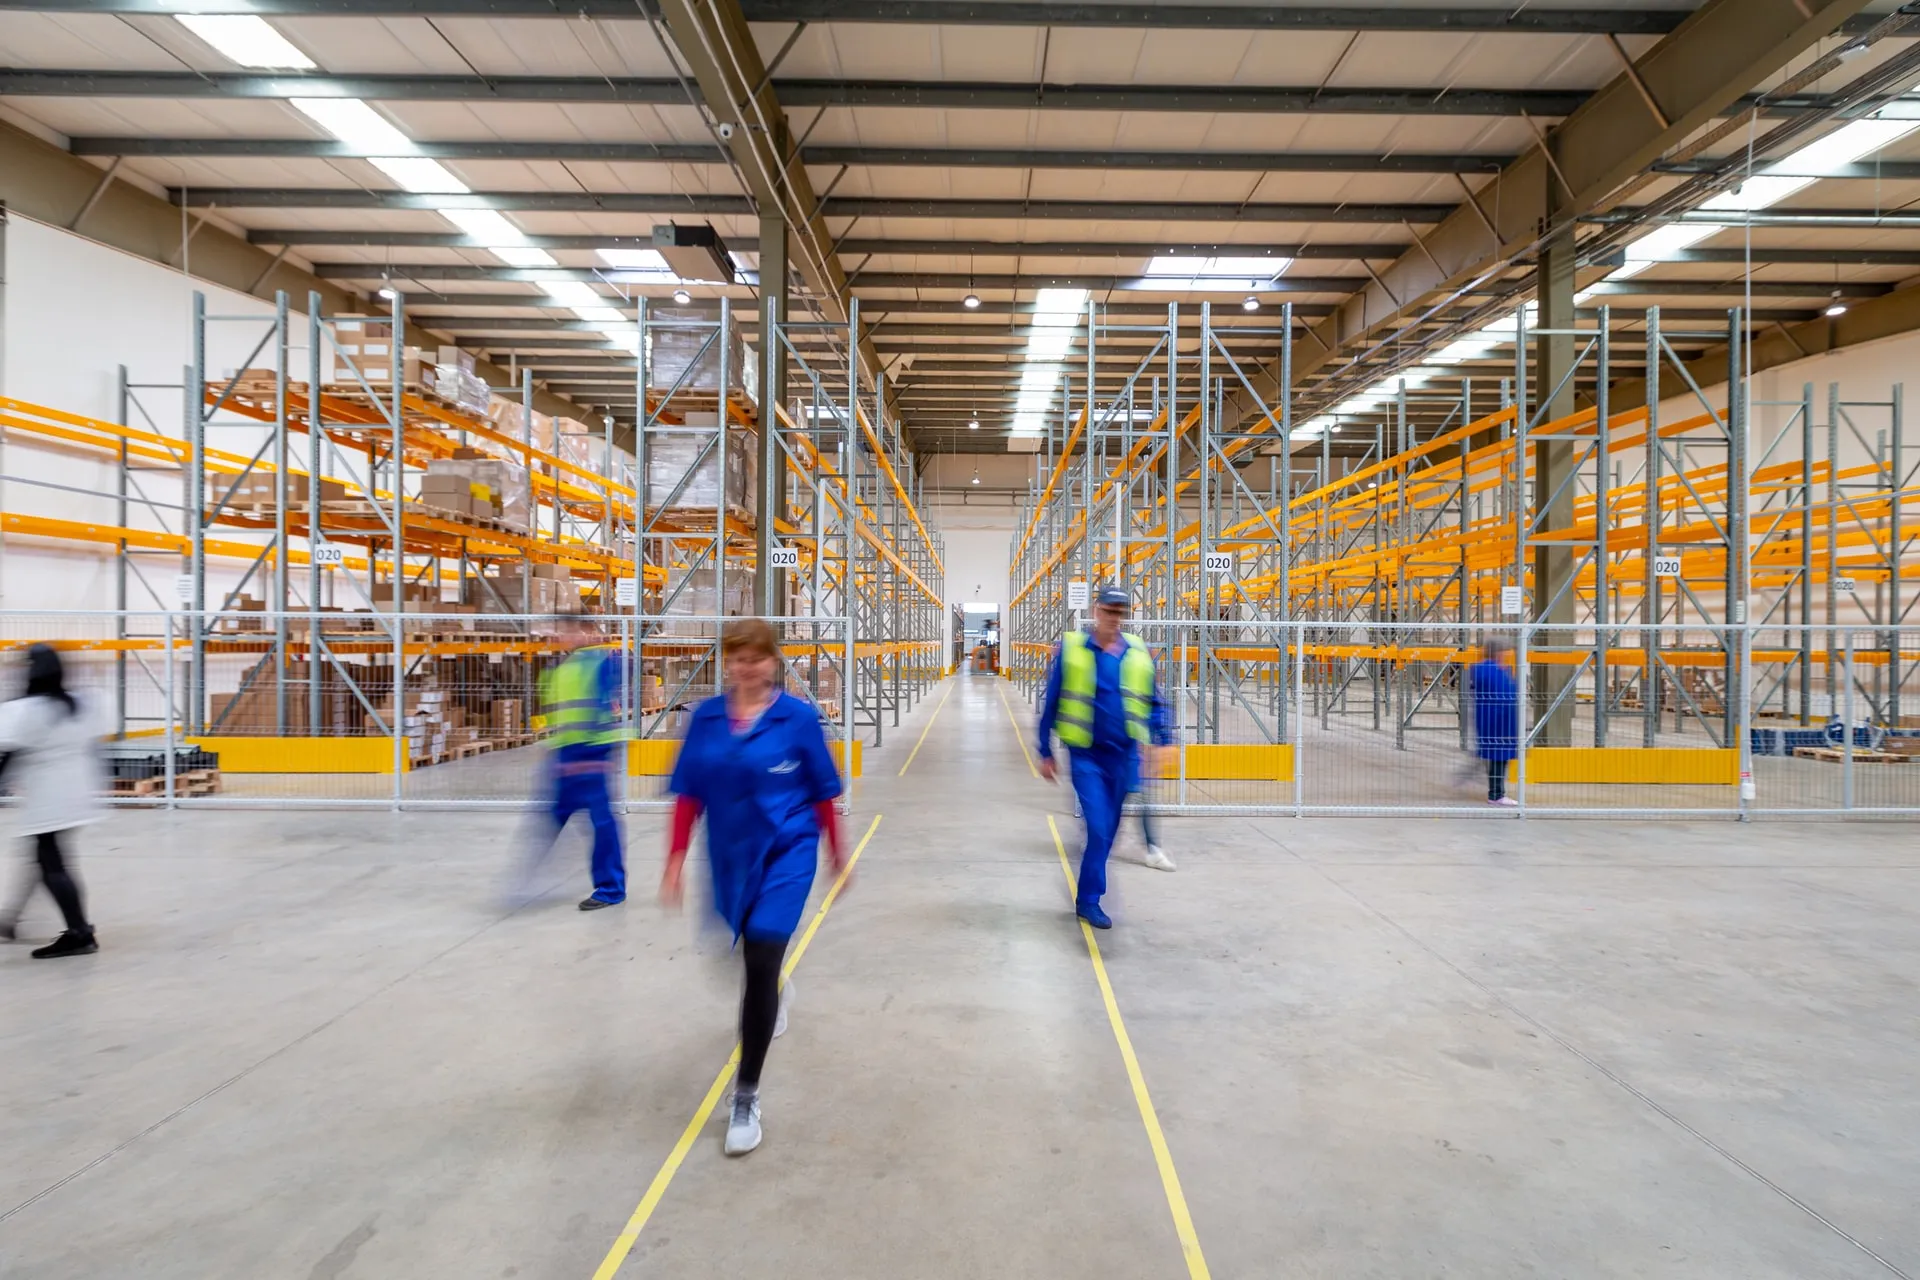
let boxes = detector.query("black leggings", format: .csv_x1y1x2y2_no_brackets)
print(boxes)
738,937,789,1089
1486,759,1506,801
35,831,91,935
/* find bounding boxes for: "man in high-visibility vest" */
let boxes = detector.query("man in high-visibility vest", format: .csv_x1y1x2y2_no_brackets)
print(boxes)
533,615,627,910
1036,585,1173,930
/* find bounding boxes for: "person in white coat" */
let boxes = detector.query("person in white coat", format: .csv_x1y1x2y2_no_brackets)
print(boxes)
0,644,104,958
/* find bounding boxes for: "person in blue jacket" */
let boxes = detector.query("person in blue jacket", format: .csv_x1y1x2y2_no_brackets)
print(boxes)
1036,586,1173,930
1470,637,1519,807
661,617,847,1157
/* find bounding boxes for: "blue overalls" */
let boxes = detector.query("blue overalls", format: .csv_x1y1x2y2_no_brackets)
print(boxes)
1036,633,1171,911
668,691,844,942
544,646,626,904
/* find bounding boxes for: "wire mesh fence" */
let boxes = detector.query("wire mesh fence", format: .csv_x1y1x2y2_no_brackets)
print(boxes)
1024,618,1920,818
0,611,851,811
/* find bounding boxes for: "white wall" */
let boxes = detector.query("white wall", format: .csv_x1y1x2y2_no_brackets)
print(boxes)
3,213,293,611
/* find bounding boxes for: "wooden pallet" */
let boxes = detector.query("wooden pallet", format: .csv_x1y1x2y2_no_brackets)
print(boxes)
450,740,492,760
1793,747,1908,764
111,768,223,796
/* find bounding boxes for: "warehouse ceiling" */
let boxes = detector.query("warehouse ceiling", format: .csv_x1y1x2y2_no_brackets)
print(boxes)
2,0,1919,460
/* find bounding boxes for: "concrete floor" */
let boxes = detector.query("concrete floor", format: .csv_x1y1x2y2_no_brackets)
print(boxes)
3,672,1918,1278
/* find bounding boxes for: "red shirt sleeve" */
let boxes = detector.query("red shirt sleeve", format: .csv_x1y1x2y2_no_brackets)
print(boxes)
666,793,703,870
814,799,844,870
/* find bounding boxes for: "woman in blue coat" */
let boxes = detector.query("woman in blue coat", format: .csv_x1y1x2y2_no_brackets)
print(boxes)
661,618,846,1156
1470,637,1520,807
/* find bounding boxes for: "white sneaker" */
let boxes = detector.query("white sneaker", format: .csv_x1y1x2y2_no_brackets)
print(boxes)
774,979,793,1039
724,1091,762,1156
1490,796,1519,808
1143,845,1176,872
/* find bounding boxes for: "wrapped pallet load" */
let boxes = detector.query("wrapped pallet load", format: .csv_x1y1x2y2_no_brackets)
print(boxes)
644,306,760,404
644,415,756,514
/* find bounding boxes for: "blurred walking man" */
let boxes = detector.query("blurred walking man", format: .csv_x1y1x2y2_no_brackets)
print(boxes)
534,616,627,908
1036,586,1173,929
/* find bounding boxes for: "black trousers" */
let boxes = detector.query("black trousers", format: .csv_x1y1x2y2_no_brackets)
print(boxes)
1486,758,1506,801
34,830,91,935
738,937,789,1089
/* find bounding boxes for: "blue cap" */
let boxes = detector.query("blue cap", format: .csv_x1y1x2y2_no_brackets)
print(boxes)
1095,586,1132,608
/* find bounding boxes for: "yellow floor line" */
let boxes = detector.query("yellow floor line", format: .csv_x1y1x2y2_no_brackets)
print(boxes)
590,813,884,1280
897,681,954,776
1048,814,1213,1280
998,683,1040,779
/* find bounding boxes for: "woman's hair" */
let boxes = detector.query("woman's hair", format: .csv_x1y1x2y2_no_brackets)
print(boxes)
720,617,781,661
22,643,76,717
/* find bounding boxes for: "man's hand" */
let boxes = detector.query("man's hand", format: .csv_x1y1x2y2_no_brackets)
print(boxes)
659,859,685,910
1038,755,1057,783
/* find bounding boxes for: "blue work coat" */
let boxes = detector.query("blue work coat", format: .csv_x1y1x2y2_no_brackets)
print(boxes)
668,690,843,941
1470,658,1518,763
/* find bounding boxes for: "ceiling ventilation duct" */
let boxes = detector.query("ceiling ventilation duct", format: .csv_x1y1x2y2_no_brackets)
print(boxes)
651,223,737,284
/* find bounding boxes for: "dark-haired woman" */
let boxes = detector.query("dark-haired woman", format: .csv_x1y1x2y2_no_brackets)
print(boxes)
660,618,846,1156
0,644,104,958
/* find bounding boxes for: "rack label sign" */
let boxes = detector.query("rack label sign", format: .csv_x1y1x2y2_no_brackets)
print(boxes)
1500,585,1523,616
1067,581,1090,609
1204,552,1235,575
1652,556,1682,578
1835,576,1858,595
174,575,195,605
614,577,638,608
312,543,346,568
769,545,801,570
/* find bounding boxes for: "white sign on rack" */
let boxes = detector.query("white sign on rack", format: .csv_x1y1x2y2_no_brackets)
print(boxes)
769,545,801,570
1067,580,1090,609
1204,551,1234,575
174,575,195,605
1652,555,1682,578
1500,585,1523,616
614,577,638,608
312,543,346,568
1835,575,1858,595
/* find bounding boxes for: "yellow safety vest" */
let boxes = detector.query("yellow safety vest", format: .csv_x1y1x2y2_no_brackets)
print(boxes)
1056,630,1154,749
537,647,622,747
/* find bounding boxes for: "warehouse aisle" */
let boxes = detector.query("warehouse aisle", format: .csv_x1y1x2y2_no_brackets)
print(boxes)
2,672,1919,1278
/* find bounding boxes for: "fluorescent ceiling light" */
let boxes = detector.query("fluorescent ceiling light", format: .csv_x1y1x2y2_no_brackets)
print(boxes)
369,156,469,194
440,208,528,246
1146,255,1288,277
540,279,606,309
598,247,673,271
491,245,558,267
573,306,626,323
177,15,313,69
289,98,410,152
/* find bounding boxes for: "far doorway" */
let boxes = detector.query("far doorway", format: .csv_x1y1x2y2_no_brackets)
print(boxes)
961,603,1000,675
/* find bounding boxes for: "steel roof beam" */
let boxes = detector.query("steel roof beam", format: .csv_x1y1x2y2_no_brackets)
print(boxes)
310,262,1367,291
72,135,1512,173
176,188,1452,221
249,229,1396,257
0,1,1715,35
0,72,1591,116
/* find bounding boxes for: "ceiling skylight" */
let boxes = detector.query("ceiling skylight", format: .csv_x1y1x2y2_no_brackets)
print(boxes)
369,157,470,195
289,98,412,153
1138,255,1291,290
177,15,313,69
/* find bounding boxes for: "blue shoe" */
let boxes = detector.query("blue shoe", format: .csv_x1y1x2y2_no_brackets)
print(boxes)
1076,902,1112,930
